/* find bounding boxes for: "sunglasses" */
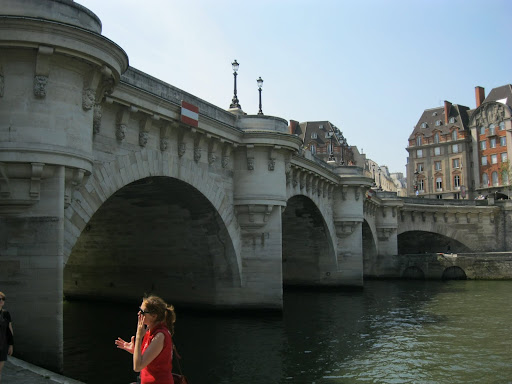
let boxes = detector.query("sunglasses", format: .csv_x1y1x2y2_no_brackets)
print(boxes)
138,307,151,315
0,298,5,301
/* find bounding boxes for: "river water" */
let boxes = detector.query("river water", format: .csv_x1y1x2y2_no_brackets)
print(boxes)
63,280,512,384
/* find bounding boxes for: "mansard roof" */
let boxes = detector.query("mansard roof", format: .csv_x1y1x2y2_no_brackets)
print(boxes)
408,103,470,140
299,121,340,146
484,84,512,107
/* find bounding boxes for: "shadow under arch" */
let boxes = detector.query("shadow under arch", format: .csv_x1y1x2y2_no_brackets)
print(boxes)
402,266,425,280
398,230,472,254
442,266,467,280
362,219,377,277
64,176,240,307
282,195,335,286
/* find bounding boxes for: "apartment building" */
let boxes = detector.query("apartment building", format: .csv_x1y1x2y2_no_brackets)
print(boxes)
406,84,512,199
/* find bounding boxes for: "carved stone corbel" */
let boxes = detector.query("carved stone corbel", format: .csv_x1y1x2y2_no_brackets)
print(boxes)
300,172,307,190
191,129,203,162
285,161,291,185
206,135,218,165
138,115,153,147
160,123,173,152
341,185,348,200
246,145,255,170
34,46,54,98
305,173,312,193
268,146,279,171
221,141,233,168
83,65,114,111
177,128,187,157
292,168,299,188
328,184,334,199
312,177,318,196
30,163,45,198
335,220,359,237
354,186,362,201
235,204,276,229
116,108,130,142
377,227,396,241
64,168,85,208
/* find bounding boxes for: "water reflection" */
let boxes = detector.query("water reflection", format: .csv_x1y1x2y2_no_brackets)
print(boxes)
63,281,512,384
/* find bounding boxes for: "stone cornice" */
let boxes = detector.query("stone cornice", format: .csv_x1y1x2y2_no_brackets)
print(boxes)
0,16,128,79
291,155,339,183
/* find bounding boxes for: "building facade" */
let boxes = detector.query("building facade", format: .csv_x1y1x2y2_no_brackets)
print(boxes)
406,84,512,200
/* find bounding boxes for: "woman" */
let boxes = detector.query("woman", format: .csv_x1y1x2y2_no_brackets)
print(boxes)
116,296,176,384
0,291,14,383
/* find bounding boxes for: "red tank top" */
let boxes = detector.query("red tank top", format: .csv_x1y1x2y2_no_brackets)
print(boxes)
140,323,174,384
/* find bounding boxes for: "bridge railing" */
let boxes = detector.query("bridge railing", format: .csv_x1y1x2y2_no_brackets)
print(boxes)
401,197,489,206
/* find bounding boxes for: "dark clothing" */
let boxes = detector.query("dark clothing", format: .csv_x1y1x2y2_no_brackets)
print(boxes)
0,309,13,361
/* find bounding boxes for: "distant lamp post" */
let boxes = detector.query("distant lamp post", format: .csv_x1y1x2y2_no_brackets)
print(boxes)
230,60,241,109
378,167,382,190
327,131,335,161
372,164,376,186
414,170,419,195
257,77,264,115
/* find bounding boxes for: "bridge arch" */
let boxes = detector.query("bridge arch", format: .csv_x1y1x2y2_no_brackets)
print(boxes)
398,230,472,254
64,150,241,306
282,194,336,286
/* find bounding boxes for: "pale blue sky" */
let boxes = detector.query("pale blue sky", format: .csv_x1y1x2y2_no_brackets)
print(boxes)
77,0,511,174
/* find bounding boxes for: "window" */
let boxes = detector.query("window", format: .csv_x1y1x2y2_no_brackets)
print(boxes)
434,133,440,144
436,177,443,191
436,195,443,199
310,144,316,154
435,120,442,126
499,122,505,130
503,171,509,185
492,171,499,186
452,158,460,169
416,136,422,146
419,179,424,192
480,141,487,150
481,156,487,166
489,124,496,135
501,137,506,146
491,154,498,164
311,132,317,139
421,122,427,128
434,147,441,156
480,126,485,135
452,130,457,140
452,144,459,153
417,163,424,172
490,138,496,148
417,149,423,158
454,175,460,188
435,161,442,171
449,117,455,124
482,173,489,187
454,193,460,199
501,153,508,162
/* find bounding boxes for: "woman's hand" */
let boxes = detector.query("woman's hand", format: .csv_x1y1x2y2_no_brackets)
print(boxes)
7,345,13,356
115,336,135,354
135,313,146,339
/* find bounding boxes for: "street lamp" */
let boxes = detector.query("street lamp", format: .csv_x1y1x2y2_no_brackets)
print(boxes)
327,131,335,161
372,164,376,186
378,167,382,190
229,60,241,109
257,76,263,115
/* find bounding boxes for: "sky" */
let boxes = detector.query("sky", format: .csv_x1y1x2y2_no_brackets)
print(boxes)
77,0,511,175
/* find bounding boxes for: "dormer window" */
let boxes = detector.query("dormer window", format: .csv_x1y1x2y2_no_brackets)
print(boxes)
432,112,438,116
452,130,457,140
435,120,442,126
434,133,440,144
416,136,422,146
311,132,317,139
319,125,324,130
421,122,427,128
449,117,455,124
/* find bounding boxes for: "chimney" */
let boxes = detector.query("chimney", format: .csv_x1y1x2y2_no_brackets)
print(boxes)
444,100,452,124
475,86,485,108
288,119,299,135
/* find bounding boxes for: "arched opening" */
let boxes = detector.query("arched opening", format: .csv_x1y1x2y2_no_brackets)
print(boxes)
362,220,377,277
402,266,425,280
64,176,238,307
442,266,467,280
398,231,471,254
282,195,334,286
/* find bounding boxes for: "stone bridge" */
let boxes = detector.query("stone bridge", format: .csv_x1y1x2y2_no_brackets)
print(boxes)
1,0,512,372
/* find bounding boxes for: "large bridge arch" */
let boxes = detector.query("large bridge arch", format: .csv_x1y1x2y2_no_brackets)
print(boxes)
398,230,472,254
282,194,336,286
64,150,241,306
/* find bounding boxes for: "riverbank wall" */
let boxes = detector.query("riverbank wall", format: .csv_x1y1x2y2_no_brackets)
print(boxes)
3,356,85,384
367,252,512,280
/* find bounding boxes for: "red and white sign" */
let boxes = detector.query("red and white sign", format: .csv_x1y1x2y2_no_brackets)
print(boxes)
180,101,199,127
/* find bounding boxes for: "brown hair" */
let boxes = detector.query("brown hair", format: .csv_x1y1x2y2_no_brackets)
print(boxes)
143,295,176,335
0,291,5,299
